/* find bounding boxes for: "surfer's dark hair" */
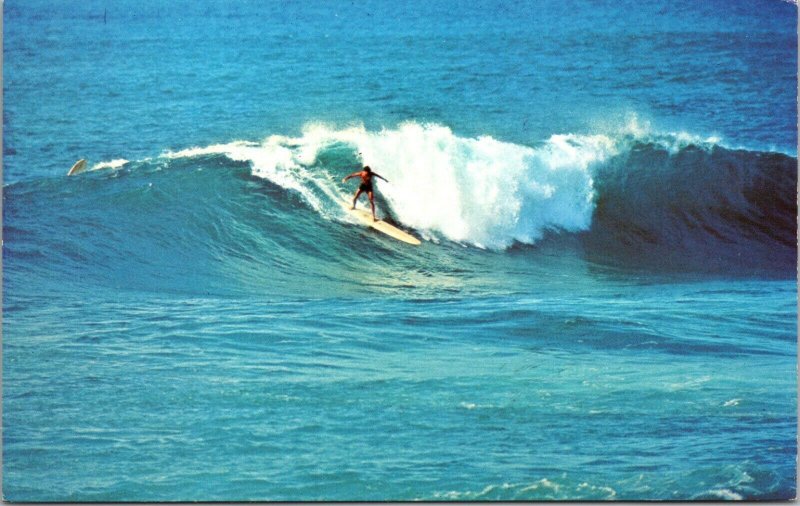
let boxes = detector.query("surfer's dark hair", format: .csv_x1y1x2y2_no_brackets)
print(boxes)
363,166,372,172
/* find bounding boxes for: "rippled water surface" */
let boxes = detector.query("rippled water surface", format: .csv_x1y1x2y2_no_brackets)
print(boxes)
3,0,796,500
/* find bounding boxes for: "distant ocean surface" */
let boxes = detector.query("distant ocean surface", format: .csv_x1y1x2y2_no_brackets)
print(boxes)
3,0,797,501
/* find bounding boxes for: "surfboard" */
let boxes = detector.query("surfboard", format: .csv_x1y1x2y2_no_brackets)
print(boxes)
67,159,87,176
341,199,421,246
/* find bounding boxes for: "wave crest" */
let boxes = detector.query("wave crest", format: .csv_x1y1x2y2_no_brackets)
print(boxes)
120,120,797,271
168,122,622,249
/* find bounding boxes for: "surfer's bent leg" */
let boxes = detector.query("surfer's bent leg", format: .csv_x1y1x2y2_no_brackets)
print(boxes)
368,191,376,221
352,189,362,209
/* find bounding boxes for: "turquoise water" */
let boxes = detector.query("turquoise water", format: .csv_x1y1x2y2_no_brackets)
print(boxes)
3,0,797,501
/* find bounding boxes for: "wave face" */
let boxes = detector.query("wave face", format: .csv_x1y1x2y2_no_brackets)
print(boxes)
163,123,609,249
166,122,797,254
163,122,796,271
587,140,797,272
4,122,796,299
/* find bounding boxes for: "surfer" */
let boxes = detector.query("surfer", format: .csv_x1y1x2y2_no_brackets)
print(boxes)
342,166,388,221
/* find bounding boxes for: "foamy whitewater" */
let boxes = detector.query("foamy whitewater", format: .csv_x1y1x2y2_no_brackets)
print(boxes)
162,120,744,251
3,0,796,501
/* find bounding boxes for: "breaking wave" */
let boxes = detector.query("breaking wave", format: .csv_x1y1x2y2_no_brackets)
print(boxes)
4,120,796,298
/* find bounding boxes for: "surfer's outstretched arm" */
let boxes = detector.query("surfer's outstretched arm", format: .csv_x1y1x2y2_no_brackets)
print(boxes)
342,171,362,183
373,173,389,182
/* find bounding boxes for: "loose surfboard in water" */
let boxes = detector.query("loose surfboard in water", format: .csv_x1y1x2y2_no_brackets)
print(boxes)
341,199,421,246
67,159,87,176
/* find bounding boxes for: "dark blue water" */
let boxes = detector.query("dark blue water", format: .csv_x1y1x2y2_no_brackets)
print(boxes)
3,0,797,501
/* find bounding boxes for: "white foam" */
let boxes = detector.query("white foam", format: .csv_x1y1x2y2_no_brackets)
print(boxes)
365,125,598,248
158,123,618,248
163,139,340,215
157,120,733,249
162,142,258,159
90,159,129,171
708,488,744,500
301,122,614,248
595,112,725,153
429,478,619,501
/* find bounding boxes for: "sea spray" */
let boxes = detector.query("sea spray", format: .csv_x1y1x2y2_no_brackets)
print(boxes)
338,123,610,249
165,140,341,216
166,122,619,249
93,120,796,271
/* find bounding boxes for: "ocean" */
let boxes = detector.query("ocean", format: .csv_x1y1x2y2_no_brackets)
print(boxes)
3,0,797,501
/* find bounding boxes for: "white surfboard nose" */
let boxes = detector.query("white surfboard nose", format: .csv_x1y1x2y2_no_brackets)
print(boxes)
67,159,87,176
